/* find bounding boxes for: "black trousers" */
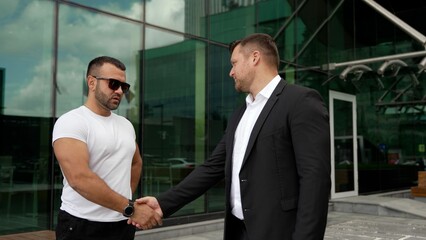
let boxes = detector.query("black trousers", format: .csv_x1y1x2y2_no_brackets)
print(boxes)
228,214,249,240
56,210,136,240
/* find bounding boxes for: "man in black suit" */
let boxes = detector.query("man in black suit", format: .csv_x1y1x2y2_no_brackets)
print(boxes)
134,33,331,240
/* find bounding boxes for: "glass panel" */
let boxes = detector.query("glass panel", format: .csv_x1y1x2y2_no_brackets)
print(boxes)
334,99,355,193
0,1,54,117
181,0,207,37
356,70,425,192
205,44,243,212
145,0,194,35
56,4,143,118
143,28,203,215
63,0,143,21
0,0,54,234
208,0,256,43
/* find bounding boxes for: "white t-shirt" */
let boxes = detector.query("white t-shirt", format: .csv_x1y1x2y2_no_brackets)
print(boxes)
52,105,136,222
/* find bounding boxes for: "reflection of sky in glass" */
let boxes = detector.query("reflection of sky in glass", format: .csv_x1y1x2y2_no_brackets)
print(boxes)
0,0,55,117
65,0,143,20
0,0,184,117
55,5,142,117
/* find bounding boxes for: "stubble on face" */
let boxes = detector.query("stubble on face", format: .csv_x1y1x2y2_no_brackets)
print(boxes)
233,60,252,94
231,46,249,93
94,84,121,111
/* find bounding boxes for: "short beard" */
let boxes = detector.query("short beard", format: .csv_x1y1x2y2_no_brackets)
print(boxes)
95,86,120,111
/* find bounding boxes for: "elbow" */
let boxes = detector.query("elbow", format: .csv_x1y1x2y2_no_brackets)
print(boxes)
65,172,88,190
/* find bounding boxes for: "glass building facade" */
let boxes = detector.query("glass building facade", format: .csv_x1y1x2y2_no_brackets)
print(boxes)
0,0,425,235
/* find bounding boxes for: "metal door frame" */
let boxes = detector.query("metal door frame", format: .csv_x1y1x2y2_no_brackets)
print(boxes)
329,90,358,199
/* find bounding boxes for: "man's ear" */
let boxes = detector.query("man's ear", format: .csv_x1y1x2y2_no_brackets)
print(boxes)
252,50,260,65
87,75,95,90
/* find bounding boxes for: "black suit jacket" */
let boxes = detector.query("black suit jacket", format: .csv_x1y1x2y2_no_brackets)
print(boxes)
157,80,331,240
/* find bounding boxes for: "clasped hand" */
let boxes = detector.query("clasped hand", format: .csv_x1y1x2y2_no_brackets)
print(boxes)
127,197,163,230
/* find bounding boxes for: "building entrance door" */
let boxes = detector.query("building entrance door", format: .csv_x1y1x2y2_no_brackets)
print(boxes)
329,90,358,199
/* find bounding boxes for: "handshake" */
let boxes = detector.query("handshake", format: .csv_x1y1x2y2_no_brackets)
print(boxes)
126,197,163,230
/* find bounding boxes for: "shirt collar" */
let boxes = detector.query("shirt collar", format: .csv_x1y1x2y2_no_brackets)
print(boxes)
246,75,281,104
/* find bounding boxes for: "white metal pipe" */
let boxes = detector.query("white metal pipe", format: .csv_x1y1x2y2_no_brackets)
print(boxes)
322,50,426,70
362,0,426,47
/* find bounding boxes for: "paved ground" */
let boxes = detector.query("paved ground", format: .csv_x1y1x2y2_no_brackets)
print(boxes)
325,212,426,239
3,191,426,239
2,210,426,239
160,211,426,240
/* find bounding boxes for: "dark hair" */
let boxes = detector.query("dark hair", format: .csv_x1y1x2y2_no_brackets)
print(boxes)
229,33,280,69
86,56,126,77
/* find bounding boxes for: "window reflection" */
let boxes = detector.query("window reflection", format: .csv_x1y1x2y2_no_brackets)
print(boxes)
206,44,241,212
0,1,54,117
0,0,55,234
63,0,143,21
0,0,425,237
143,28,205,215
145,0,186,35
56,4,143,118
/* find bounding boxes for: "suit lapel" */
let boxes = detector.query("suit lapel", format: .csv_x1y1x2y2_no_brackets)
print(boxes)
241,79,287,167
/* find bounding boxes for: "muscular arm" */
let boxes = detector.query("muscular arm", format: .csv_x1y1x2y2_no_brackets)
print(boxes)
131,144,142,194
54,138,161,229
53,137,130,213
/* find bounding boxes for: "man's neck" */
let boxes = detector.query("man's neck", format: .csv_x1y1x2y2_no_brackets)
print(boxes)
84,101,111,117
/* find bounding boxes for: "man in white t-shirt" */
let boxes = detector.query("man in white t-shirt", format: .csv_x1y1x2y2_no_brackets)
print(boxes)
52,56,162,240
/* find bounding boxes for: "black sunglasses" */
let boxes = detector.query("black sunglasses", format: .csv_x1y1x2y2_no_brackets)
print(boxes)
91,76,130,94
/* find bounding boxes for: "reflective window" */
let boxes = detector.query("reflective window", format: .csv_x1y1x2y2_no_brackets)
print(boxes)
142,27,208,215
1,0,426,237
145,0,186,34
317,0,426,194
56,4,143,118
0,0,54,117
206,44,241,212
63,0,143,21
145,0,207,37
208,0,255,43
0,0,54,235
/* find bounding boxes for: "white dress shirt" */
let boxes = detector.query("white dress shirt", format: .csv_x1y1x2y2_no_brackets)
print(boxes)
231,75,281,219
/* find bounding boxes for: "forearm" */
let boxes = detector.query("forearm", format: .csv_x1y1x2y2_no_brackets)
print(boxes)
71,171,129,213
131,144,143,193
157,164,224,217
130,160,142,194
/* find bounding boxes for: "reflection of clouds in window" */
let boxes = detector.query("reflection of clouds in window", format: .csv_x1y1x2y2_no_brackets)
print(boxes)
146,0,185,30
6,59,55,117
0,1,53,55
57,0,185,53
58,6,141,58
0,0,19,19
145,0,185,49
55,56,87,116
0,1,54,117
146,28,184,49
65,0,143,20
1,0,185,117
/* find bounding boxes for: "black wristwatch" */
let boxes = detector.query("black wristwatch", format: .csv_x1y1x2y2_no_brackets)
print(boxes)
123,199,134,217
